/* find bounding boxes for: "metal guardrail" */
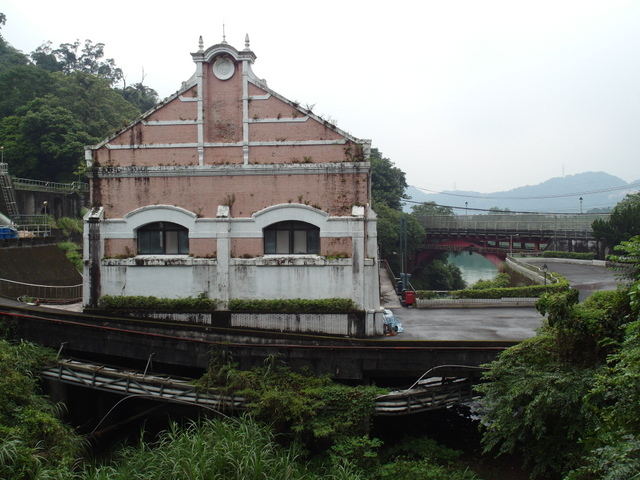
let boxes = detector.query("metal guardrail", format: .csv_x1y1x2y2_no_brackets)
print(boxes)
11,215,52,237
416,297,539,308
12,177,88,194
0,277,82,303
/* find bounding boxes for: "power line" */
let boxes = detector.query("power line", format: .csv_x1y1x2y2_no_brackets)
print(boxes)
402,199,610,216
411,181,640,200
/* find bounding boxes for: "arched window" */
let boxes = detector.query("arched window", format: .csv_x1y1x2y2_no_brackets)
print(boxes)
137,222,189,254
264,221,320,254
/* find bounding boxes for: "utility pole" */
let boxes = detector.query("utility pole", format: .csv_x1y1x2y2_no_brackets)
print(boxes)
399,216,409,291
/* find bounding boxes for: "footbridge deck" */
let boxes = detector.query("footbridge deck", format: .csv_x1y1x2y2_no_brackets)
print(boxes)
415,213,605,239
42,358,476,416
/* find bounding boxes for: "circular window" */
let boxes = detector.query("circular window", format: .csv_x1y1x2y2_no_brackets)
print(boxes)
213,56,235,80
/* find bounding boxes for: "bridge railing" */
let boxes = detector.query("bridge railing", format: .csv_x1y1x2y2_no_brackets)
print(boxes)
415,214,608,236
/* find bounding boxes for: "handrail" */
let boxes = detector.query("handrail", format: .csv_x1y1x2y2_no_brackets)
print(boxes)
10,215,51,237
0,277,82,303
11,177,88,194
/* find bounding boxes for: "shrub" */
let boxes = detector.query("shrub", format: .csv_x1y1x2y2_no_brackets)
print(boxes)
53,217,84,237
57,241,82,271
228,298,361,313
416,279,570,300
0,340,82,479
196,353,384,449
541,251,596,260
470,273,510,290
98,294,218,311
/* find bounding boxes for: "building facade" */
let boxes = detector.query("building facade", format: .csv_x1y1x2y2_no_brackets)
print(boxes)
83,36,382,335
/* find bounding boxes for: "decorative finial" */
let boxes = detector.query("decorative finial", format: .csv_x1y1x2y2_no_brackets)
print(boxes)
222,23,227,44
245,34,250,50
198,36,203,52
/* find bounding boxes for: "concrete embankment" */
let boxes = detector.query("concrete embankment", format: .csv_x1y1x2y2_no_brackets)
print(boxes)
0,241,82,300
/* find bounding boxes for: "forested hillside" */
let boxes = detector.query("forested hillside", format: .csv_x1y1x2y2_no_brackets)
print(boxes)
0,12,158,182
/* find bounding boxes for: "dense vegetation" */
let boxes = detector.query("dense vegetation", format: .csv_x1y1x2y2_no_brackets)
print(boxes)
6,9,640,479
0,330,485,479
0,337,82,479
0,14,157,182
592,192,640,251
370,148,465,290
478,234,640,478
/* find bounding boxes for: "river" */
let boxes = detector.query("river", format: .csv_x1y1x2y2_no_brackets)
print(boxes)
447,252,499,287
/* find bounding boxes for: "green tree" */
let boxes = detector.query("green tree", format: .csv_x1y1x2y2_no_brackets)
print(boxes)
117,81,159,112
478,332,601,478
0,66,55,118
370,148,408,211
592,192,640,250
479,249,636,477
51,71,140,137
0,15,29,70
0,97,95,181
31,39,123,85
488,206,510,214
410,255,466,290
376,203,425,273
410,201,453,216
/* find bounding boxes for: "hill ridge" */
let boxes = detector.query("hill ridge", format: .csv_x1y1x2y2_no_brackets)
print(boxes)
406,171,639,214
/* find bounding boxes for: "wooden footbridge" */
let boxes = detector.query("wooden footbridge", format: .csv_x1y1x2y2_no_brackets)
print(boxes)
41,358,477,416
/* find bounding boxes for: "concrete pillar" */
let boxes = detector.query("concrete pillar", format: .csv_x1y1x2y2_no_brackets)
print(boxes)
216,206,231,306
84,207,104,308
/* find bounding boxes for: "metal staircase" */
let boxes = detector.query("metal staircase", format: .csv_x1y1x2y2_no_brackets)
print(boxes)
0,163,19,218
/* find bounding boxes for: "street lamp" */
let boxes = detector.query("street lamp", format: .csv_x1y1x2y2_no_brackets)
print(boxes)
579,197,583,214
542,263,548,285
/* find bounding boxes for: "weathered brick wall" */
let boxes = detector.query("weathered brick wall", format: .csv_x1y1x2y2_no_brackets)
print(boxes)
105,237,217,258
94,172,368,219
231,238,263,257
104,238,136,258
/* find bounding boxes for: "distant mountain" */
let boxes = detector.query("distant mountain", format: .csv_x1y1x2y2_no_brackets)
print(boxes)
405,172,639,214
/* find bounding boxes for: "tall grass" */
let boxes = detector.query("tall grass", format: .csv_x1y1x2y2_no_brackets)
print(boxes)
83,416,358,480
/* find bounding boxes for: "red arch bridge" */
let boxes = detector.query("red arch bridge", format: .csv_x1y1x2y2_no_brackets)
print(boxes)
411,213,606,268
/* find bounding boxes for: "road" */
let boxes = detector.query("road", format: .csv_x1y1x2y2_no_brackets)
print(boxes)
386,259,623,342
523,258,622,301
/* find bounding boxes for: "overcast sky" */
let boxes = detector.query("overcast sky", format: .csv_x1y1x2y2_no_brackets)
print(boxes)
3,0,640,197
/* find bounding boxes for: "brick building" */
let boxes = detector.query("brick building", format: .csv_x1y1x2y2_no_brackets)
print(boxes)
83,36,383,336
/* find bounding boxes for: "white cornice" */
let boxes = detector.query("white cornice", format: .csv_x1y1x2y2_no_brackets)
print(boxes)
90,162,371,179
103,139,350,150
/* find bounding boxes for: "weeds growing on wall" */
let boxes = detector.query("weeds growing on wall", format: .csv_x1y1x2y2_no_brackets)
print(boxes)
57,241,82,271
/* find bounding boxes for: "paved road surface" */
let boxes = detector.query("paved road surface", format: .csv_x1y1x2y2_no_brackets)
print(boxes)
523,258,622,301
387,307,543,341
385,259,622,342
